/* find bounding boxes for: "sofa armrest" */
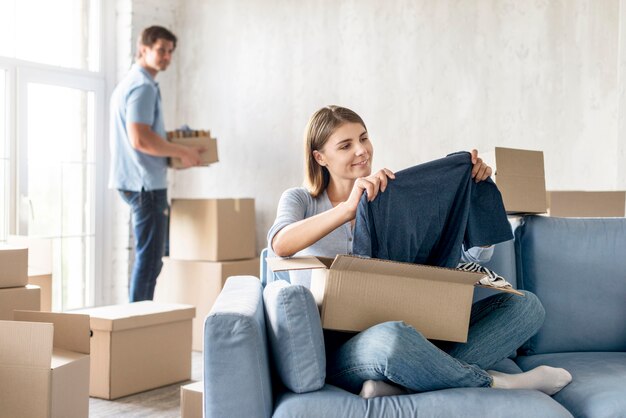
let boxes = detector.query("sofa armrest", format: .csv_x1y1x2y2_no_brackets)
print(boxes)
204,276,272,418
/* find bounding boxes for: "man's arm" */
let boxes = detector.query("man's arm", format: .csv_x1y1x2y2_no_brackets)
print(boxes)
128,122,203,168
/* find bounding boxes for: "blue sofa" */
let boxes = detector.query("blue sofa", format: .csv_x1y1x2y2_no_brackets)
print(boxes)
203,216,626,417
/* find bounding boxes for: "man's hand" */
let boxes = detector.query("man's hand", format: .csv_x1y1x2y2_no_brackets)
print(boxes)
178,145,205,168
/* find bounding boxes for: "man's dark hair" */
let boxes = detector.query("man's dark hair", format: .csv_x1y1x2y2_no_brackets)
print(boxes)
136,26,177,58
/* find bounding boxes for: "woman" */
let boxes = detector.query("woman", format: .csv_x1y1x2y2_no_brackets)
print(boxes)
268,105,572,398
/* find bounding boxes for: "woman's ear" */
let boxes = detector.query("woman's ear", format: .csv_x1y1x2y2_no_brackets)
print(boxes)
313,150,326,166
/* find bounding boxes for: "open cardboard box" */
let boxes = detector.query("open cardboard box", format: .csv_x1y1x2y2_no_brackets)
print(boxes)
268,255,522,343
0,311,90,418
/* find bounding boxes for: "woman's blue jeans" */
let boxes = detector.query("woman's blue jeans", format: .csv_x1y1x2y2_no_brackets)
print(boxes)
327,290,545,393
119,189,169,302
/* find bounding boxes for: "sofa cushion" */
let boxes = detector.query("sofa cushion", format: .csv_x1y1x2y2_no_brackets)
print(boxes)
515,216,626,354
273,384,573,418
516,352,626,418
263,280,325,393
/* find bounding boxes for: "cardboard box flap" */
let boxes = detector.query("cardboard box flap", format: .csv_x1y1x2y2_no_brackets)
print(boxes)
266,256,332,272
0,320,53,368
330,255,483,285
14,311,91,354
494,147,545,178
73,301,196,332
51,347,89,369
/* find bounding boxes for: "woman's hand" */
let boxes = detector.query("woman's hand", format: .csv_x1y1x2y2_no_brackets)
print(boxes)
345,169,396,212
470,149,492,183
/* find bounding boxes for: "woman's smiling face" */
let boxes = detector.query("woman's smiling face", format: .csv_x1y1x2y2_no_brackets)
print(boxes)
314,122,373,181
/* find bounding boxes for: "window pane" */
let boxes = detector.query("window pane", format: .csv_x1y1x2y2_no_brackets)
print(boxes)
0,70,6,160
0,161,7,241
59,235,93,310
0,0,100,71
27,163,61,236
0,70,6,241
26,81,95,310
27,84,94,164
0,2,16,59
62,163,94,236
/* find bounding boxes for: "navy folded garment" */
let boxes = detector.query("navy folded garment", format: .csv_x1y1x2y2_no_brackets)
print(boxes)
353,151,513,268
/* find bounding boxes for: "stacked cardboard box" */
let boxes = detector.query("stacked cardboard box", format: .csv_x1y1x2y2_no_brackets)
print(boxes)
155,198,260,351
7,235,53,311
0,245,41,318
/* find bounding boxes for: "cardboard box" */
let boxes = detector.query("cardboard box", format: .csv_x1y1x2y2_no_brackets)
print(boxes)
268,255,522,343
71,301,195,400
0,311,90,418
29,269,52,311
0,245,28,288
547,191,626,217
170,198,256,261
169,135,218,169
0,285,41,320
180,381,203,418
482,147,547,214
7,235,53,272
154,257,259,351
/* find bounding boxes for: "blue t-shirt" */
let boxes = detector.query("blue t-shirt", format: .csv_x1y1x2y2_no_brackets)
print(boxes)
108,64,168,191
353,152,513,267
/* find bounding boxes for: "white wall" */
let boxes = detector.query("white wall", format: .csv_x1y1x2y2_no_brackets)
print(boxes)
163,0,626,253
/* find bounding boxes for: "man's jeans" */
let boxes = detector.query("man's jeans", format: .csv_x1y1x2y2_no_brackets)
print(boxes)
327,290,546,393
119,189,169,302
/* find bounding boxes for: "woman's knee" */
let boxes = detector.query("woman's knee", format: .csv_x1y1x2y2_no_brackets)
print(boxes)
517,290,546,329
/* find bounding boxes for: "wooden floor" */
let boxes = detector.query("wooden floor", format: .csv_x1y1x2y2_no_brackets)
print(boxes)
89,351,203,418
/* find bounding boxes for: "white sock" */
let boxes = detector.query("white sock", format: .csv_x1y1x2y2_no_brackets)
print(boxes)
488,365,572,395
359,380,407,399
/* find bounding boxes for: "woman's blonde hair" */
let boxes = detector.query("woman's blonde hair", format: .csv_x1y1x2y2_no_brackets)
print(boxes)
304,106,367,197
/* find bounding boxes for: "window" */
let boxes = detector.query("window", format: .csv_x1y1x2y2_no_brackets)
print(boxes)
0,70,7,241
0,0,100,71
1,0,105,310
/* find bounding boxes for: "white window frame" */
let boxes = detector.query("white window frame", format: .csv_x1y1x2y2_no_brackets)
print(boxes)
0,0,110,308
15,64,105,309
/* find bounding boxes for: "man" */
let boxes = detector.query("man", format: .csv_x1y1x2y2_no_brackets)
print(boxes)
109,26,203,302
